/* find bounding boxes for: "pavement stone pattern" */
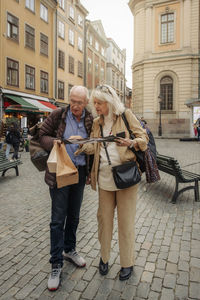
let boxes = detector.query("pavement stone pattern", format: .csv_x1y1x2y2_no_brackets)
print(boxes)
0,139,200,300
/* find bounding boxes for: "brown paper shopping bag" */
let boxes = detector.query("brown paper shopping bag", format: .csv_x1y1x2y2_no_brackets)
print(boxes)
56,143,79,188
47,143,57,173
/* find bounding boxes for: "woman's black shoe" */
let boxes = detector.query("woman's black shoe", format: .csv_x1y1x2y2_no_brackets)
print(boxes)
99,258,108,275
119,266,133,281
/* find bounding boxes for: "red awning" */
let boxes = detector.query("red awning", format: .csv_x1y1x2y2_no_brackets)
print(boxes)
39,100,57,110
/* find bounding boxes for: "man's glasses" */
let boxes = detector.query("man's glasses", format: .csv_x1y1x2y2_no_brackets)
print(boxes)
70,99,85,106
96,85,112,95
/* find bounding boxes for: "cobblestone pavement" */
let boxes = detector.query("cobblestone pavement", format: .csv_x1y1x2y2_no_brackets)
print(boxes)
0,139,200,300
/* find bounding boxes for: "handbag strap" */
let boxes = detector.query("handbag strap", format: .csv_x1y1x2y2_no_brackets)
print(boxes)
99,125,112,166
121,112,136,140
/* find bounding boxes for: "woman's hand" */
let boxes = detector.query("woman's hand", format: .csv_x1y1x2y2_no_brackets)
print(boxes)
115,137,133,147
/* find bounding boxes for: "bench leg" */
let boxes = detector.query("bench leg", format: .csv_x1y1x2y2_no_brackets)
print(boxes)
15,166,19,176
194,180,199,202
171,178,179,204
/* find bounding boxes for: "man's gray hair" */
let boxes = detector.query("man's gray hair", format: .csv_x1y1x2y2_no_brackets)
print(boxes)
69,86,89,101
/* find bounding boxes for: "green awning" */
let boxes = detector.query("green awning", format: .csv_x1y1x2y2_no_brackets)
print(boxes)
4,94,39,110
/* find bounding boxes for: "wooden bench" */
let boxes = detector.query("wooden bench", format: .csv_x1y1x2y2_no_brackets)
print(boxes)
0,150,22,177
157,153,200,203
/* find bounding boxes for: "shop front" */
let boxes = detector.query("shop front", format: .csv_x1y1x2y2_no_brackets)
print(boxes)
185,98,200,137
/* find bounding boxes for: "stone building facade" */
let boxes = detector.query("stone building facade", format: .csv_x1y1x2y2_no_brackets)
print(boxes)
106,38,126,103
84,20,108,93
128,0,200,137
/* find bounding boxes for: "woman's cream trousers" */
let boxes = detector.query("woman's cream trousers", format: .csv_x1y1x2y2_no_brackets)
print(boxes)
97,184,138,267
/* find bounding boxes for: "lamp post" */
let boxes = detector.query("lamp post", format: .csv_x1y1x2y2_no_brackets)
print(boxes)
158,94,163,136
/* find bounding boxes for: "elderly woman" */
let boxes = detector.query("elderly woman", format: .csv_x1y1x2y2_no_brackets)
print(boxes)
76,84,148,280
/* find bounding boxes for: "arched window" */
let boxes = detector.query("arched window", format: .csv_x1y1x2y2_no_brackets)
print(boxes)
160,76,173,110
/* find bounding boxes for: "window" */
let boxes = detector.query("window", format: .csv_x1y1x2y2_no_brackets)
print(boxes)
69,29,74,45
160,76,173,110
112,70,115,87
112,59,115,66
25,65,35,90
7,13,19,41
100,67,104,81
58,81,64,99
120,78,123,91
89,35,93,46
95,63,99,75
25,0,35,12
69,6,74,20
88,57,92,72
40,3,48,22
7,58,19,86
25,24,35,50
161,13,174,44
101,47,105,56
78,37,83,51
78,14,83,27
95,41,99,51
40,33,48,56
69,56,74,74
58,0,65,10
68,84,73,97
78,61,83,77
58,50,65,69
40,71,48,93
116,74,119,89
58,21,65,39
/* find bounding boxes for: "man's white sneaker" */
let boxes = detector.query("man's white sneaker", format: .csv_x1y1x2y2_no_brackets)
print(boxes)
63,249,86,267
47,264,62,291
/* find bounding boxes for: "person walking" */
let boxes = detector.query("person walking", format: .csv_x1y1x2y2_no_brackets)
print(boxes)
196,117,200,141
39,86,93,291
76,84,148,281
6,123,20,161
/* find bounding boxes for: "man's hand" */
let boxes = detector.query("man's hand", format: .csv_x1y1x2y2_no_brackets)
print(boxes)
53,139,62,146
69,135,83,140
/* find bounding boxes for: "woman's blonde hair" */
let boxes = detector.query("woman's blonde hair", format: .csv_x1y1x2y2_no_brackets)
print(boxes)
90,84,125,117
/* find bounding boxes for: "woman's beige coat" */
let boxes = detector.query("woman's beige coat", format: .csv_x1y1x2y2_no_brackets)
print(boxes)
76,109,148,191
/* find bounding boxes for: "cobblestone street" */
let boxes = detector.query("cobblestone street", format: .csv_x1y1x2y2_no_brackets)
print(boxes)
0,139,200,300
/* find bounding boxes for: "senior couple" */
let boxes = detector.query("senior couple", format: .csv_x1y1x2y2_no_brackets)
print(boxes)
39,85,148,291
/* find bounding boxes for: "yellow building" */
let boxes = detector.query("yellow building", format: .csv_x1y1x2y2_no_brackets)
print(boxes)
129,0,200,137
0,0,57,126
56,0,88,105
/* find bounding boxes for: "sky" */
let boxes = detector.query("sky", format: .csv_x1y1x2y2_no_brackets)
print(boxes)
80,0,134,88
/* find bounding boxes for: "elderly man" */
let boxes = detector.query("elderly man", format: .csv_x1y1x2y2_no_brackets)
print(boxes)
39,86,93,291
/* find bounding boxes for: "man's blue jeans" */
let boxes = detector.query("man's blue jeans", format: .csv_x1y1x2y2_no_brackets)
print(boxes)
49,166,86,266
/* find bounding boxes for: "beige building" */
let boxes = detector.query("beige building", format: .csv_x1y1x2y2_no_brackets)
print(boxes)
0,0,57,126
85,20,108,93
129,0,200,137
56,0,88,104
106,38,126,103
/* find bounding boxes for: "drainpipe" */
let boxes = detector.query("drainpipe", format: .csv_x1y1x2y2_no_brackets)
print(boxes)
84,20,87,87
54,9,58,99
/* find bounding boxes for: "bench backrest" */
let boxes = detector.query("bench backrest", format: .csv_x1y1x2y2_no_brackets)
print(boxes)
157,154,185,180
0,150,8,163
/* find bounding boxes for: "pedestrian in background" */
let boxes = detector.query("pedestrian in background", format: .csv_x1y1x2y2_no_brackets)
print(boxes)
6,123,20,161
76,84,148,281
196,117,200,141
39,86,93,291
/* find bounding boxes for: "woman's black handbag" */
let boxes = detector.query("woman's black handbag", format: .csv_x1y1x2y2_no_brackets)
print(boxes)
112,161,141,189
100,125,141,189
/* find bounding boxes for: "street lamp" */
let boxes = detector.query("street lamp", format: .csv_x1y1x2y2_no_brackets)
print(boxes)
158,94,163,136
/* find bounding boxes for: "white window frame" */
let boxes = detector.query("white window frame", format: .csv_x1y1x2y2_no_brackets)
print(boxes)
95,41,99,51
58,21,65,39
160,12,175,44
40,3,48,22
69,6,74,20
69,29,74,45
78,14,83,27
58,0,65,10
25,0,35,12
78,36,83,51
